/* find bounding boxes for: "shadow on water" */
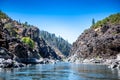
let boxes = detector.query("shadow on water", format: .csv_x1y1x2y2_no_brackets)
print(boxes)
0,63,120,80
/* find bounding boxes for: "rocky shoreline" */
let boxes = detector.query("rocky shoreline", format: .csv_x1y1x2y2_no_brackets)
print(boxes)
0,58,59,68
66,54,120,69
68,14,120,69
0,58,25,68
0,15,61,68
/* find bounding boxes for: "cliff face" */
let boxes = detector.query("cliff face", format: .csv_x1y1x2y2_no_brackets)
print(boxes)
22,27,60,59
0,12,61,64
69,13,120,62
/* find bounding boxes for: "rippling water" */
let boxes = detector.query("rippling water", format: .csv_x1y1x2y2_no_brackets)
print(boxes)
0,62,120,80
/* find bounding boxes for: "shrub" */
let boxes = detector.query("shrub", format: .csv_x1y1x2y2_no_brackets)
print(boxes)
4,23,17,37
0,10,9,19
21,37,35,49
91,13,120,29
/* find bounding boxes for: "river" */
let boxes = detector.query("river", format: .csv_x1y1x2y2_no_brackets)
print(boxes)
0,62,120,80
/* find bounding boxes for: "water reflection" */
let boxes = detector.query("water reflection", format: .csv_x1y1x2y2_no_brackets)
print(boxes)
110,68,120,80
0,63,120,80
69,63,120,80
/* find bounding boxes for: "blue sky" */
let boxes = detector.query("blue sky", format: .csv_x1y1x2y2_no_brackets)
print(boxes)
0,0,120,43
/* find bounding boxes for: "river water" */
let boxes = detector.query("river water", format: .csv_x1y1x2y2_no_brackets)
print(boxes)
0,62,120,80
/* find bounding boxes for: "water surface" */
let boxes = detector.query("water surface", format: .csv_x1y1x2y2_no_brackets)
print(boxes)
0,62,120,80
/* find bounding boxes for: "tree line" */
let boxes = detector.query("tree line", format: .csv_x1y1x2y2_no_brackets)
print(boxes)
40,30,72,56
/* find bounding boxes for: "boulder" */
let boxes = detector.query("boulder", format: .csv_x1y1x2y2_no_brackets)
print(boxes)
9,41,41,63
108,61,120,69
0,47,13,59
117,54,120,60
19,58,41,64
0,58,25,68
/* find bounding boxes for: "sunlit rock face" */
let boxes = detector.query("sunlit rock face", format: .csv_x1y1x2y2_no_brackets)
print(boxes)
70,24,120,61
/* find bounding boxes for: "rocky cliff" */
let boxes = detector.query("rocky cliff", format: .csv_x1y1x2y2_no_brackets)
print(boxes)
69,13,120,62
0,11,61,65
22,27,60,59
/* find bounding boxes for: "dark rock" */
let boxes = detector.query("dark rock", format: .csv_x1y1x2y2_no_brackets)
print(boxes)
8,41,41,63
108,61,120,69
0,47,13,59
14,43,28,58
0,22,9,49
0,13,61,66
18,63,25,67
19,58,41,64
24,27,40,41
37,38,61,60
24,27,60,59
22,26,61,60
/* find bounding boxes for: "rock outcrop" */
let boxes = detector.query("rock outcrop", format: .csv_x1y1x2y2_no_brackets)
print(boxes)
38,38,60,59
69,24,120,62
22,27,60,59
69,13,120,63
0,12,61,67
23,27,40,41
0,58,25,68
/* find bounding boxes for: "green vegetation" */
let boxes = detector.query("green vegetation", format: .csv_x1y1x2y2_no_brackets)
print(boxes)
91,13,120,29
21,21,34,28
4,23,17,37
21,37,35,49
0,10,9,19
40,30,71,56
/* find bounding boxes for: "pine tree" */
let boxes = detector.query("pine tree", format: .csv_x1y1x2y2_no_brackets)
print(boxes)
92,18,95,25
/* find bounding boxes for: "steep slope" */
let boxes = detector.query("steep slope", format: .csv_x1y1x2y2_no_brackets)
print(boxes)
40,30,72,57
69,13,120,62
0,11,61,64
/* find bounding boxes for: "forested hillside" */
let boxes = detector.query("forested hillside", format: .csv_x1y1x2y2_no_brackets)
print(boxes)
40,30,72,56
